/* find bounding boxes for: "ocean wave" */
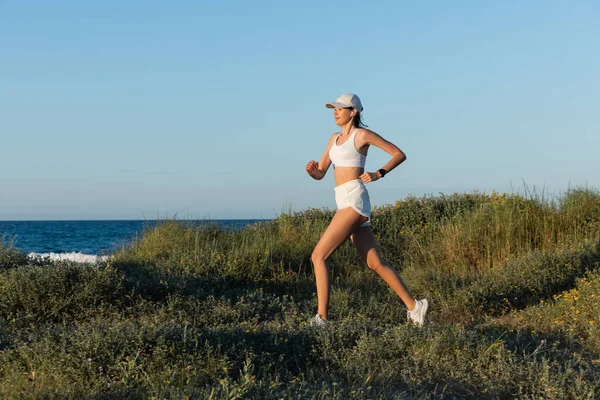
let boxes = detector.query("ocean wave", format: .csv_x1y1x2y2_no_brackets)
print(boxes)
27,252,110,264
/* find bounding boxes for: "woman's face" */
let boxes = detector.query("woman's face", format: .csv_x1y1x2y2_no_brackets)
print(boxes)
333,107,353,126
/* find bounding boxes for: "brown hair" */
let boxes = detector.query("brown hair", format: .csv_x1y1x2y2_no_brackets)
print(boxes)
352,111,368,128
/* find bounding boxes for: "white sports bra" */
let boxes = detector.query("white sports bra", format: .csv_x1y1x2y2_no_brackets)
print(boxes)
328,129,366,168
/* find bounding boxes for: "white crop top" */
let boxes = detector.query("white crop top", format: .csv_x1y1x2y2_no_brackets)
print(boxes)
328,129,366,168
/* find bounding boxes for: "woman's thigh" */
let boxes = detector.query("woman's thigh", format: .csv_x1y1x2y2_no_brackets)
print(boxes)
312,208,368,260
350,226,384,267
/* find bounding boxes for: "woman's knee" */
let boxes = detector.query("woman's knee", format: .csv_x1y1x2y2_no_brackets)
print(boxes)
367,260,387,272
311,250,327,265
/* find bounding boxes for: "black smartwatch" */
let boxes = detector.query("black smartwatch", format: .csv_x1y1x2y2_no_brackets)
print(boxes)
378,168,387,178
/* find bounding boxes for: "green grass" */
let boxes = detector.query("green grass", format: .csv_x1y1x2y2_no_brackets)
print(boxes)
1,187,600,399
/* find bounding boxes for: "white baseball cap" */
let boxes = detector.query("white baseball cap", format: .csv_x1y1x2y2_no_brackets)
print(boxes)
325,93,363,112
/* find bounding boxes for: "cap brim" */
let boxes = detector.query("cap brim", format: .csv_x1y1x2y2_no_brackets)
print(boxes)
325,102,350,109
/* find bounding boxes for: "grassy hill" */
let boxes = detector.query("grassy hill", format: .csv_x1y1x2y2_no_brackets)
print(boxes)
1,188,599,399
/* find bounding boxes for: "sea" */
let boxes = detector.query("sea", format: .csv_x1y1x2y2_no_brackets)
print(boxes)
0,220,268,263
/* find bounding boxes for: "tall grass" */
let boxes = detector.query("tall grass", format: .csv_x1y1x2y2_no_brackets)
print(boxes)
1,186,599,398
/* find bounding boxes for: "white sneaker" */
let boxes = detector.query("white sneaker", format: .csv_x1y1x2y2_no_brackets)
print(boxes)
407,299,428,326
310,314,328,328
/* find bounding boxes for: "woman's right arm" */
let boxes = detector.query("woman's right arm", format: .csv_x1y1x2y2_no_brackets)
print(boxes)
306,133,337,180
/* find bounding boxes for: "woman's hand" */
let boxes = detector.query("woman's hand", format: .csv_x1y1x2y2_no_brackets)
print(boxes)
360,171,381,184
306,160,320,178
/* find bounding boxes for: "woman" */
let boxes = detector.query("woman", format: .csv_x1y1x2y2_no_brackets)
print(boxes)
305,93,428,327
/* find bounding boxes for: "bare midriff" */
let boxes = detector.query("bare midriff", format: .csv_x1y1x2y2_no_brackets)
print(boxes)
334,167,364,187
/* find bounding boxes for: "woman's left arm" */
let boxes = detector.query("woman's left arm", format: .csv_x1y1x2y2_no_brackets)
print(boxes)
358,129,407,184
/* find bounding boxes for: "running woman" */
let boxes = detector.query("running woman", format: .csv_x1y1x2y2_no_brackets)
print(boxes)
305,93,428,327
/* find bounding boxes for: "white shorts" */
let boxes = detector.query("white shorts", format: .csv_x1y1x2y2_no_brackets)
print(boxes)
334,179,371,227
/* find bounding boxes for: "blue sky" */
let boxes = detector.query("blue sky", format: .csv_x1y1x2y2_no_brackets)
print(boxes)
1,0,598,220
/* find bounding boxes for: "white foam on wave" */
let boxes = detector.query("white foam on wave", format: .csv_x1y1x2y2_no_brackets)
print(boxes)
28,252,110,264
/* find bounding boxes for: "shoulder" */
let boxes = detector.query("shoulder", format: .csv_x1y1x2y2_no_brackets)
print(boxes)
356,128,376,134
355,128,380,141
323,132,339,149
